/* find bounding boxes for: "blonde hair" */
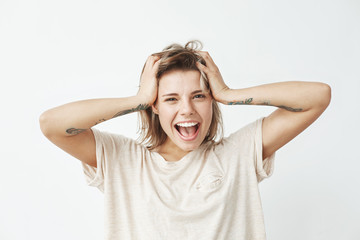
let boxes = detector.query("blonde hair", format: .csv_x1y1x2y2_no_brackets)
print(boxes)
137,40,223,149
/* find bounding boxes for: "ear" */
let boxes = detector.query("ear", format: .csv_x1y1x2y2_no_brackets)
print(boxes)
152,104,159,114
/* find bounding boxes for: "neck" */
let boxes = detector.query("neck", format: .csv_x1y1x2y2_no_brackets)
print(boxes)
155,138,191,162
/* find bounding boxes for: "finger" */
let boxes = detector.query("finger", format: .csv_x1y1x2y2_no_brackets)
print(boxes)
146,55,159,62
197,51,216,67
196,61,208,74
144,56,154,68
147,55,156,62
197,51,211,59
152,55,160,60
151,55,161,66
145,56,160,70
153,57,161,70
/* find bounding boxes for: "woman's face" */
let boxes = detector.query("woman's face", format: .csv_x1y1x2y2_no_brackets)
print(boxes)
152,69,213,152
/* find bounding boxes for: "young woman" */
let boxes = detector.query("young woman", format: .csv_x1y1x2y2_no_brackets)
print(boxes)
40,41,331,239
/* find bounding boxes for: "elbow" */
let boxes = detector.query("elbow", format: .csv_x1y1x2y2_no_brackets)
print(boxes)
39,110,53,138
319,83,332,109
310,82,331,112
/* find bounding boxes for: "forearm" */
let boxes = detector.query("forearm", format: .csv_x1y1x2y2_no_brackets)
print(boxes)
40,95,148,137
217,81,331,112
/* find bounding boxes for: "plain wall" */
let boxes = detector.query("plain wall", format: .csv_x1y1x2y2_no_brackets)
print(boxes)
1,0,359,239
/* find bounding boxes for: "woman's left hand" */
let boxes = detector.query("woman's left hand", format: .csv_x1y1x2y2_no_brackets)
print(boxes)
196,51,230,103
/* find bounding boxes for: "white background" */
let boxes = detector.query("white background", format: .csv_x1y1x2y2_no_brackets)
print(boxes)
1,0,359,239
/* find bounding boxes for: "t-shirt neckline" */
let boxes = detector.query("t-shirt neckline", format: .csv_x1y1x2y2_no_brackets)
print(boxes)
151,142,210,168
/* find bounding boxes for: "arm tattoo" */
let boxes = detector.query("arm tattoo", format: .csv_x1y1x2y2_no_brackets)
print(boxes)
112,103,149,118
261,101,303,112
227,98,303,112
277,105,303,112
95,118,106,125
66,128,87,135
65,104,149,135
227,98,253,105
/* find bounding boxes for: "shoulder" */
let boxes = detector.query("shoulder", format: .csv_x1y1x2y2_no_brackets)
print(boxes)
218,117,264,147
91,128,145,153
90,128,151,172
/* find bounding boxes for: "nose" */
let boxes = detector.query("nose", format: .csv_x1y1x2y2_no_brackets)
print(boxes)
179,99,195,116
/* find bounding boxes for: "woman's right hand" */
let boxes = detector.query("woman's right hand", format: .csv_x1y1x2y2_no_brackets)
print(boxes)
137,55,161,105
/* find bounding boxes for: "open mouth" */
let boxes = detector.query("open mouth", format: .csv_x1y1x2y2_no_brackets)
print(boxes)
175,122,200,140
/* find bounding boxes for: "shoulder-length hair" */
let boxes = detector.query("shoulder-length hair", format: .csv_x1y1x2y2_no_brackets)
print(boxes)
137,40,223,149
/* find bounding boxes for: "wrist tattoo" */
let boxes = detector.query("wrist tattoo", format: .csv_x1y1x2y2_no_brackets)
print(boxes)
227,98,253,105
112,103,149,118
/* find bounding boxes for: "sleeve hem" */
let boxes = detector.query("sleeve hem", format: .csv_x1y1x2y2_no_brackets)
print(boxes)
255,117,276,183
81,128,104,191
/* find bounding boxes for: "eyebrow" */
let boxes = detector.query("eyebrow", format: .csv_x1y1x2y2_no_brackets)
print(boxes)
161,90,204,97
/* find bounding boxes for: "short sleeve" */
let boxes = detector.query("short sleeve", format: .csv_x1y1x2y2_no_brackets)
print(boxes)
254,117,276,182
226,117,276,183
81,128,127,192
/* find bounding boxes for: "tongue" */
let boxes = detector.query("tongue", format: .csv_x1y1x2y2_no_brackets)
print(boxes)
178,126,197,137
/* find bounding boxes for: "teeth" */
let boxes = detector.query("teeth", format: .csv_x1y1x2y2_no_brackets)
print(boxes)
176,122,198,127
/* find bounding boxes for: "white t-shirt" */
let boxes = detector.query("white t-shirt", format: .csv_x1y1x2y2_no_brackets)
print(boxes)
82,117,276,240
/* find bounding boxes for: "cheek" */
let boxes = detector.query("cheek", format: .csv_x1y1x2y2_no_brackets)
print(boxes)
158,107,175,127
206,109,213,125
200,102,213,124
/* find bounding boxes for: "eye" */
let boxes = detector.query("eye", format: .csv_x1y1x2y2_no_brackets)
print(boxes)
165,97,177,102
194,94,206,99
